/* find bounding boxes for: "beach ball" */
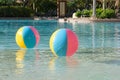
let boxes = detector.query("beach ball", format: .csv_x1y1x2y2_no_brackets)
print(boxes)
49,29,78,57
16,26,40,48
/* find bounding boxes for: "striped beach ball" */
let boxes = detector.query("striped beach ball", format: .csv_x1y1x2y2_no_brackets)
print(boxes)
49,29,78,57
15,26,40,48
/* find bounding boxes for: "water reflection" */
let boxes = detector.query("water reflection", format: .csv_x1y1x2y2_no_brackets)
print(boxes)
71,22,120,49
16,50,25,69
49,57,79,71
15,49,40,74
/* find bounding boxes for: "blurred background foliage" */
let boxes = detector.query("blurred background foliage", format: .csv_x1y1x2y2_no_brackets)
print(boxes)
0,0,119,17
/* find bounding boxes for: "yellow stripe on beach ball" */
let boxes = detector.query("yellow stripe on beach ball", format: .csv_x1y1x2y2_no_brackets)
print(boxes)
49,30,59,57
16,27,26,48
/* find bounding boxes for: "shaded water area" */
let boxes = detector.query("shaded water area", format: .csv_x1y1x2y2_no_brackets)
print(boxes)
0,20,120,80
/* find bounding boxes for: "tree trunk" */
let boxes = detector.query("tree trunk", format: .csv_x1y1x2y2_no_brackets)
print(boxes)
103,0,105,9
115,0,120,14
92,0,96,18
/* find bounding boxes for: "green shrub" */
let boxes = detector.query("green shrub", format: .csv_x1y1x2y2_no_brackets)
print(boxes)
0,6,34,17
90,8,116,18
99,11,106,19
96,8,103,18
105,9,116,18
75,11,82,17
82,9,90,17
99,9,115,18
74,8,115,18
89,9,93,16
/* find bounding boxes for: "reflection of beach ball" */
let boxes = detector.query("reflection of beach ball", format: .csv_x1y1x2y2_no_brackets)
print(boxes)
16,26,40,48
49,57,78,70
49,29,78,56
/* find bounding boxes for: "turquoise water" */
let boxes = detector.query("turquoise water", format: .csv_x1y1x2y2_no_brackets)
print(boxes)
0,20,120,80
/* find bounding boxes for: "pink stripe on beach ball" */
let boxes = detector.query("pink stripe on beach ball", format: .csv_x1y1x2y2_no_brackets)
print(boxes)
30,26,40,46
66,29,79,56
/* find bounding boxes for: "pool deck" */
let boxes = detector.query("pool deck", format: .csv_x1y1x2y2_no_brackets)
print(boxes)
0,17,120,23
58,17,120,23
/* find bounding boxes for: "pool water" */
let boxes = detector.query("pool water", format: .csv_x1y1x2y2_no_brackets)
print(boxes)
0,20,120,80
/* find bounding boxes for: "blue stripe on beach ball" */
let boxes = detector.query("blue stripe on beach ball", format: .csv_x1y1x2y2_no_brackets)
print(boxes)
22,26,36,48
53,29,67,56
